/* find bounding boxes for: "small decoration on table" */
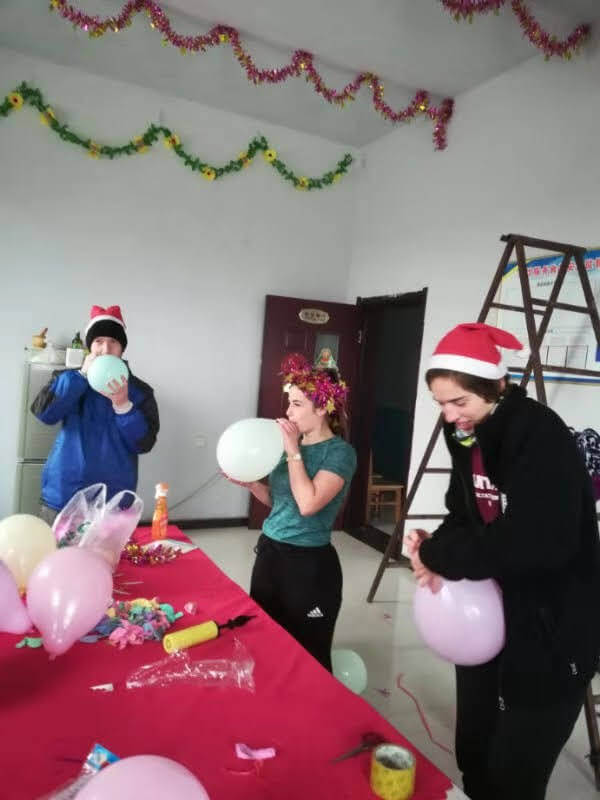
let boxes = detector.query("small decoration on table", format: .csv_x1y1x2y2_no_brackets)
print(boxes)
15,636,43,649
123,541,181,565
84,597,183,649
235,743,277,760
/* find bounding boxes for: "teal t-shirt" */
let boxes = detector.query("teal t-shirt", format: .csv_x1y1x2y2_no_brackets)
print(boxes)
263,436,357,547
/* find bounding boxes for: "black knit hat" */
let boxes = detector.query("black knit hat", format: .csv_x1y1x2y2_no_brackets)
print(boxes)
84,305,128,351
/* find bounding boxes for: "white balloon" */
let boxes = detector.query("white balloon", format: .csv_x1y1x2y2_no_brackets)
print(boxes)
0,514,56,592
217,418,284,482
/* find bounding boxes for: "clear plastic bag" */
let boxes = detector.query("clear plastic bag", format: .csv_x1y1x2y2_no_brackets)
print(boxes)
53,484,106,546
125,638,255,693
52,484,143,571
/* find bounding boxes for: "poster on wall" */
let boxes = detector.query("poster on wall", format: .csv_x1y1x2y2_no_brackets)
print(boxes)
496,248,600,384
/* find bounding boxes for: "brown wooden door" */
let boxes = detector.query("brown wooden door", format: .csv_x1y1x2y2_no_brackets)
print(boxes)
249,294,363,529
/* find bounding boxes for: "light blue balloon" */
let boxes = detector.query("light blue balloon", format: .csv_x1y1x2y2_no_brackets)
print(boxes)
87,355,129,395
216,418,284,482
331,648,368,694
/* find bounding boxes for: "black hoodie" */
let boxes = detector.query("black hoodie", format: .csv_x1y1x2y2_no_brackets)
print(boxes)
419,385,600,707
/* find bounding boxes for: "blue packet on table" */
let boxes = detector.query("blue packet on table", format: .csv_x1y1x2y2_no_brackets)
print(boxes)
38,743,120,799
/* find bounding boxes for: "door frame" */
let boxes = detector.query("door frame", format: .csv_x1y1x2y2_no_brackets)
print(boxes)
345,289,428,552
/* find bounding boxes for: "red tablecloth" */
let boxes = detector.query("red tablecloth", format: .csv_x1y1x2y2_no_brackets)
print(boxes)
0,527,452,799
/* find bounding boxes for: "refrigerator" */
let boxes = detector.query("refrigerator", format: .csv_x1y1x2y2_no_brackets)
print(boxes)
14,360,66,514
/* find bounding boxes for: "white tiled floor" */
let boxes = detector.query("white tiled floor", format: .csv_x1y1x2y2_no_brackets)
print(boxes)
188,527,600,800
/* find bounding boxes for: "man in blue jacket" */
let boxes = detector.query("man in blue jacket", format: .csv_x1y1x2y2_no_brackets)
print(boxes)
32,305,159,524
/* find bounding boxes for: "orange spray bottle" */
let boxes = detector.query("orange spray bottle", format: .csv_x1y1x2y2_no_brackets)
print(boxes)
151,482,169,540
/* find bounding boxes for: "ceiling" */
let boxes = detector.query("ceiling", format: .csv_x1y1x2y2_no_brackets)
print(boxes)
1,0,598,146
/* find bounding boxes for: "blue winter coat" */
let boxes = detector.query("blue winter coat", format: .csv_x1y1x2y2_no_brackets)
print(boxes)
31,367,159,510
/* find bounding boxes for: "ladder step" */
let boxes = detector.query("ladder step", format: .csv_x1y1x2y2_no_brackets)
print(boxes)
424,468,451,474
491,300,590,316
500,233,585,253
491,302,544,316
508,364,600,379
406,514,447,520
531,298,590,315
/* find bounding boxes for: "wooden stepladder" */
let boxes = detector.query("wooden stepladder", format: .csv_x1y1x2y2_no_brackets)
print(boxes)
365,233,600,788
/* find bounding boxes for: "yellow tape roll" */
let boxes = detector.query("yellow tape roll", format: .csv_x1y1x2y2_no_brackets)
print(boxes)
162,621,219,653
370,744,416,800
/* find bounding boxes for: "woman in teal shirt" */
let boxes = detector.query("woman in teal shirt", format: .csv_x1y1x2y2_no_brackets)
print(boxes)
228,354,356,670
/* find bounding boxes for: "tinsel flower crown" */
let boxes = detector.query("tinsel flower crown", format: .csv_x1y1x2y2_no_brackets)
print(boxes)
280,353,349,414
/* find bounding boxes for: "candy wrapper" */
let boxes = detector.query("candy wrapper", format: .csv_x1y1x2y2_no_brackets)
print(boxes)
125,637,255,693
38,743,119,799
52,484,143,571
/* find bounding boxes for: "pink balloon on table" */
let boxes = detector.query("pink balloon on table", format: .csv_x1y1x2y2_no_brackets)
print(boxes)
413,578,505,666
26,547,113,657
0,560,31,635
75,755,210,800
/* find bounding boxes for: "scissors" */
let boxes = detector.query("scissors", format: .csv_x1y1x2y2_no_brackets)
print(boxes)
332,732,387,762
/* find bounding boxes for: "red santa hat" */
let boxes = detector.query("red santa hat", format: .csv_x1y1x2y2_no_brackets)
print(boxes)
84,305,127,351
429,323,523,380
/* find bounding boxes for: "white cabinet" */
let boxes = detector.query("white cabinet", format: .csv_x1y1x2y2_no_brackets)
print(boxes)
14,362,66,513
14,463,45,515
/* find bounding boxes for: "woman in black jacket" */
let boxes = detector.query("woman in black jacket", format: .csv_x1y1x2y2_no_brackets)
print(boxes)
406,322,600,800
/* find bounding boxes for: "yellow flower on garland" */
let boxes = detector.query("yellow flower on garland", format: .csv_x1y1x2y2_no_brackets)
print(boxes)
326,399,336,414
219,33,229,43
163,132,180,149
201,166,216,181
332,173,342,183
237,151,252,168
39,107,56,126
264,148,277,163
88,141,101,158
8,92,24,110
133,136,149,153
49,0,60,8
297,176,309,190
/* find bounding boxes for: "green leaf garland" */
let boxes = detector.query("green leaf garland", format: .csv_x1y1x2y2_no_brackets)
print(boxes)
1,82,353,190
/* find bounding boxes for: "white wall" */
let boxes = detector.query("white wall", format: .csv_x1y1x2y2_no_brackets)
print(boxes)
348,46,600,516
0,47,359,520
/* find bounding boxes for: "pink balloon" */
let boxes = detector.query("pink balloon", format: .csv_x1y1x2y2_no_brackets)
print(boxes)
26,548,113,656
0,560,31,634
75,755,210,800
413,578,505,666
